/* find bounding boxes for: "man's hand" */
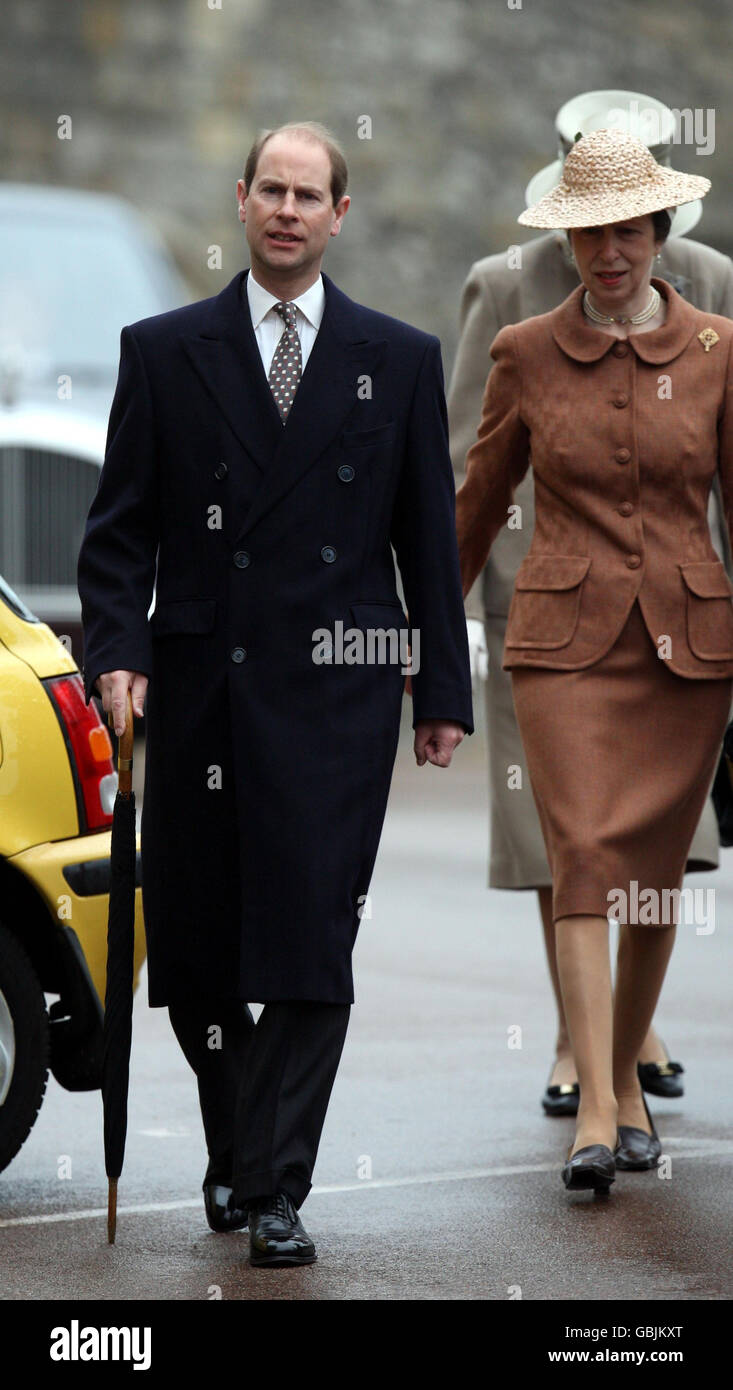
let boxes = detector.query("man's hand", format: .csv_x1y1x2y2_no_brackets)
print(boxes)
414,719,465,768
95,670,149,737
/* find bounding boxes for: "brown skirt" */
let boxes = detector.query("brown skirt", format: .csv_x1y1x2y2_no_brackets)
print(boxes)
510,598,732,925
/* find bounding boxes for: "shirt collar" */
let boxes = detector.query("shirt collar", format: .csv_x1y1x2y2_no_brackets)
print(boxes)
246,269,325,331
550,276,700,364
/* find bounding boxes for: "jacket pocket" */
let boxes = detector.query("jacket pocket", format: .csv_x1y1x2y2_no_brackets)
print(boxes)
679,561,733,660
349,600,408,630
341,421,397,449
506,555,591,650
149,597,217,636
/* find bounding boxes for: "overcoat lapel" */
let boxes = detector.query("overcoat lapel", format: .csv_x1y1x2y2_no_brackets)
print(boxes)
178,270,283,474
179,268,386,541
240,285,387,540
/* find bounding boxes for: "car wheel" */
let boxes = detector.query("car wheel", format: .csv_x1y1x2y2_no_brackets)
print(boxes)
0,925,49,1174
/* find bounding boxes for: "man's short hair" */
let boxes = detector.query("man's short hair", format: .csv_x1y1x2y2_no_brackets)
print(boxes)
243,121,348,206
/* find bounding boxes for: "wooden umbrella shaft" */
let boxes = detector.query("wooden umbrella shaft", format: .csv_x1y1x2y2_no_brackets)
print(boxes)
108,1177,118,1244
109,689,135,797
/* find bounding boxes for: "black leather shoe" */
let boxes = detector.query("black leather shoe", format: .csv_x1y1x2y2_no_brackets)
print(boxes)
562,1144,615,1193
248,1191,317,1267
203,1183,248,1233
637,1046,684,1099
615,1095,662,1170
542,1081,580,1116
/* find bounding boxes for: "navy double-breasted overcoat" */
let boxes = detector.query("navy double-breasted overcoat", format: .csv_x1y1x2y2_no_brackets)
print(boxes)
78,268,473,1005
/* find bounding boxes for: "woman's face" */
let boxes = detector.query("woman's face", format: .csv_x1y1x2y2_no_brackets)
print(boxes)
569,215,664,308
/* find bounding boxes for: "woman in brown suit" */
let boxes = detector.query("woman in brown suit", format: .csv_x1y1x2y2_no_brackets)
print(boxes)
456,128,733,1194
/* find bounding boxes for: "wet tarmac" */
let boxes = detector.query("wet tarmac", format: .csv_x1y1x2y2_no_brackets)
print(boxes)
1,699,732,1301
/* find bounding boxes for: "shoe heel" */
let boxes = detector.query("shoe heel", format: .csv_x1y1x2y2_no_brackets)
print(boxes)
562,1144,616,1193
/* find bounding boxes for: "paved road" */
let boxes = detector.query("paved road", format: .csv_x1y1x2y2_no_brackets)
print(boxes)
1,694,732,1300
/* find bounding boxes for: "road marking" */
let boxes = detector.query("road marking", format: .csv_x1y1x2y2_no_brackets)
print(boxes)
1,1144,732,1228
136,1128,192,1138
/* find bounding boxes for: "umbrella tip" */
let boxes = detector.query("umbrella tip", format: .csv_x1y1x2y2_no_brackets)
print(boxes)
108,1177,118,1244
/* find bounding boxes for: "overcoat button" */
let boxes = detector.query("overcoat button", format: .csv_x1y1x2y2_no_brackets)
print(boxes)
231,646,247,662
233,550,250,568
626,554,641,569
613,393,629,408
612,343,629,357
321,546,337,563
618,502,633,516
214,462,228,479
615,447,631,463
337,464,355,482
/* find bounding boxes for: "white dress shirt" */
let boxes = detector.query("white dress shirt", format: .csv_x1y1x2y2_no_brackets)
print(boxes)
245,270,325,375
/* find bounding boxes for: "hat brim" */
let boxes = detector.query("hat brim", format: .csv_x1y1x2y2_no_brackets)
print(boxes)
524,160,702,237
518,167,710,230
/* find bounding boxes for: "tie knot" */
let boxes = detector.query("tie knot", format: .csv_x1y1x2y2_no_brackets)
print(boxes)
274,300,297,330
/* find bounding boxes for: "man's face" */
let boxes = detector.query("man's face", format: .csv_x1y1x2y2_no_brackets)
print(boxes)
237,134,349,282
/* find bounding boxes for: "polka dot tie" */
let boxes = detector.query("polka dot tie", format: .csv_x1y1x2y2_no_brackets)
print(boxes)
268,300,302,422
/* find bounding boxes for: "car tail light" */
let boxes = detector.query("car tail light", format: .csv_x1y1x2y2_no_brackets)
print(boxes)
45,674,117,831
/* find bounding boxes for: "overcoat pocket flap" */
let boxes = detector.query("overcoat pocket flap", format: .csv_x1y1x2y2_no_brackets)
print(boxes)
349,600,408,629
514,555,591,591
150,597,217,635
342,421,397,448
679,561,733,599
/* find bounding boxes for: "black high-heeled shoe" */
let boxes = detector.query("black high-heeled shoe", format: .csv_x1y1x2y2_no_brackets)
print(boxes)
615,1093,662,1170
542,1079,580,1116
637,1038,684,1099
562,1144,616,1193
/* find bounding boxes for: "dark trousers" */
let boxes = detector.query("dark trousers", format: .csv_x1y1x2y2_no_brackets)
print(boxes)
168,996,350,1209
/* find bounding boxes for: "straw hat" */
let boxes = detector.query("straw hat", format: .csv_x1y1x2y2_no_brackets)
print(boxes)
523,90,703,236
518,127,710,230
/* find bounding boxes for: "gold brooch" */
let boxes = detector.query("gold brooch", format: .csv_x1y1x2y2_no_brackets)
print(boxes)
698,327,720,352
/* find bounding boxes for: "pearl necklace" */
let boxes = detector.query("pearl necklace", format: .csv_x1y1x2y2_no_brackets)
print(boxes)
583,285,661,326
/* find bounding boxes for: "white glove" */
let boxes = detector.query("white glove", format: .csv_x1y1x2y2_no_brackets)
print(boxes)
467,617,488,682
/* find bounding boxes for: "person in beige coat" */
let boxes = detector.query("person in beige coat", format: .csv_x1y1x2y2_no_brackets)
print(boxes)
448,95,733,1120
455,127,733,1193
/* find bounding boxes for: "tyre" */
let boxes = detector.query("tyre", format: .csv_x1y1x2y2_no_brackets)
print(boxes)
0,924,49,1174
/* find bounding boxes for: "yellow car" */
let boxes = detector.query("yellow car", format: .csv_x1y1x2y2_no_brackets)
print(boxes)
0,573,146,1173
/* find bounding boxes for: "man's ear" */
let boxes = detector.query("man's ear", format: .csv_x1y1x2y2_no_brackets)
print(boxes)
330,194,351,237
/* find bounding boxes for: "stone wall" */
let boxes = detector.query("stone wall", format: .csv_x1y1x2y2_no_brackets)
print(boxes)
2,0,731,370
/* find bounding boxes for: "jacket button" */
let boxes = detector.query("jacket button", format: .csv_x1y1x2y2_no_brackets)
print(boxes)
612,343,629,357
613,393,629,408
618,502,633,516
337,464,355,482
321,545,337,563
615,447,631,463
231,646,247,662
626,554,641,569
214,462,228,479
233,550,250,568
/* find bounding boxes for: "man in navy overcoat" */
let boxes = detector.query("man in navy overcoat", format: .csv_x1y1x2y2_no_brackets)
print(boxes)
77,121,473,1265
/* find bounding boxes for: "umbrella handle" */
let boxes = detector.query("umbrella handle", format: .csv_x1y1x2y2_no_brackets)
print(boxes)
108,689,135,798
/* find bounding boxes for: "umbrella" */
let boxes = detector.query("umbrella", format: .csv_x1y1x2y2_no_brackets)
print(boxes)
102,688,137,1243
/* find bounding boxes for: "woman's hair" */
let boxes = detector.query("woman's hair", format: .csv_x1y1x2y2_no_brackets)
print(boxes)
565,208,673,245
651,209,673,242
